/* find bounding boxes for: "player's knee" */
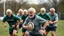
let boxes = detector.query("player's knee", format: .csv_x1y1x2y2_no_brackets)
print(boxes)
52,34,55,36
13,30,17,35
43,32,46,36
22,32,25,36
25,31,29,35
51,31,55,36
45,32,49,36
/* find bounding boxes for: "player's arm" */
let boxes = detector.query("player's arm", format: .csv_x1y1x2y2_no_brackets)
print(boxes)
2,16,7,27
23,17,31,30
2,22,7,27
53,14,58,24
38,17,49,29
14,16,21,29
20,18,23,22
23,17,28,28
38,17,49,34
42,21,49,30
15,16,21,25
20,15,24,22
46,14,54,24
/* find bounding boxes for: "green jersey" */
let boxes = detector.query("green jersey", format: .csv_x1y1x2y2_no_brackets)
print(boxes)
21,15,28,22
3,14,20,27
37,13,51,20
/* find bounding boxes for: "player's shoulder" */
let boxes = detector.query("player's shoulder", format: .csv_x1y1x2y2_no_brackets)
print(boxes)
3,15,7,19
37,12,41,15
36,15,40,18
46,12,50,15
36,15,43,19
54,13,58,16
12,14,19,18
25,16,29,19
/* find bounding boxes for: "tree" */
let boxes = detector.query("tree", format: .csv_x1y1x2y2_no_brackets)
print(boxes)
6,0,27,14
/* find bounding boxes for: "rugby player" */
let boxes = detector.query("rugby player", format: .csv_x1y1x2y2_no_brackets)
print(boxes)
37,7,51,36
17,9,23,29
2,9,20,36
17,9,23,18
23,7,49,36
21,9,28,36
46,8,58,36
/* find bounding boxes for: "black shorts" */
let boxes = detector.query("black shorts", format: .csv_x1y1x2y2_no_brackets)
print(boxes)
19,24,22,29
46,26,57,32
22,28,27,32
9,28,18,34
29,32,42,36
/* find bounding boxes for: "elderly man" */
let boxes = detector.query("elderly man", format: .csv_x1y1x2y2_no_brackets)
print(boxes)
23,7,48,36
21,9,28,36
2,9,20,36
46,8,58,36
37,8,51,36
37,7,50,20
16,9,24,29
17,9,23,18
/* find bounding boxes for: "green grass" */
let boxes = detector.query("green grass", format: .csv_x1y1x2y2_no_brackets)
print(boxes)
0,20,64,36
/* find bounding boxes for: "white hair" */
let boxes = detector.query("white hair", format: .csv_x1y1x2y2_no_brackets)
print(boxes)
18,9,23,13
6,9,12,15
40,7,46,12
28,7,36,13
23,9,28,14
18,9,23,14
50,8,55,12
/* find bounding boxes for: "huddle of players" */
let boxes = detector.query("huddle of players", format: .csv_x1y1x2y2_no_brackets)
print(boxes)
2,7,58,36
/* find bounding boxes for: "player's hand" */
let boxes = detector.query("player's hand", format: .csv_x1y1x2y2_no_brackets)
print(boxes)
23,26,31,30
39,30,45,35
49,21,54,24
4,24,7,28
20,19,23,22
16,25,19,29
12,25,15,28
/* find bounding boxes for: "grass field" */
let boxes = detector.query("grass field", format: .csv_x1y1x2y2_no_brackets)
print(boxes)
0,20,64,36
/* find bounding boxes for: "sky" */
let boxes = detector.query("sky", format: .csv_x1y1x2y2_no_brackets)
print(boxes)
0,0,49,4
0,0,60,4
27,0,48,4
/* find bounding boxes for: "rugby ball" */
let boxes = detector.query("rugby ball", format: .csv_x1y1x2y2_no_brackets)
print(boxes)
27,22,34,30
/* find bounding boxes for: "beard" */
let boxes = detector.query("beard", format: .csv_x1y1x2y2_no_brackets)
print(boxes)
29,15,34,18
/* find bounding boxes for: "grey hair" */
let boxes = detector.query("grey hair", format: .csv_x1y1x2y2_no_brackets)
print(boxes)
28,7,36,13
50,8,55,12
6,9,12,15
40,7,46,12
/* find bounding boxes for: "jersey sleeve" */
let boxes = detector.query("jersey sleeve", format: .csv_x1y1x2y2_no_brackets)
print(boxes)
14,16,20,21
23,17,28,25
38,16,47,24
55,14,58,20
37,13,40,16
2,16,7,22
21,15,23,20
46,14,51,20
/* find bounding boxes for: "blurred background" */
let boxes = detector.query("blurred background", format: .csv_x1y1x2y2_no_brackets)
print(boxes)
0,0,64,19
0,0,64,36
